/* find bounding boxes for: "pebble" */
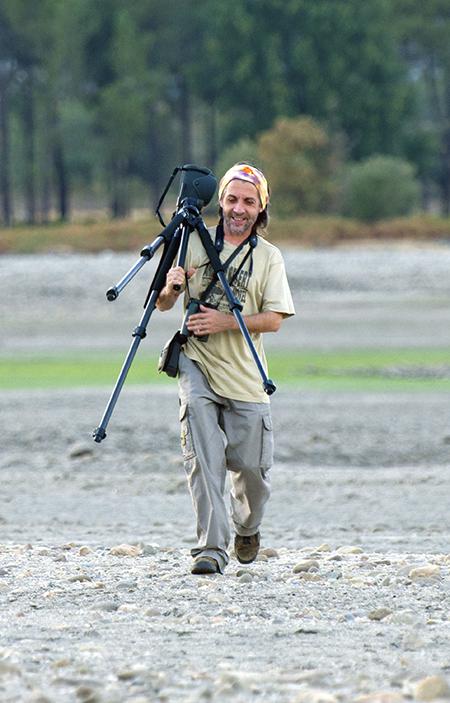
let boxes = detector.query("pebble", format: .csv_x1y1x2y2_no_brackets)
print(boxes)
354,693,404,702
144,608,161,617
117,579,138,590
91,601,118,612
412,675,450,701
298,572,322,582
336,546,364,555
409,565,440,580
79,546,92,556
117,603,139,613
294,689,338,702
141,544,160,556
75,685,100,702
109,544,142,557
28,693,54,703
68,573,93,583
68,443,94,459
238,573,253,584
260,547,279,558
390,610,418,625
293,560,320,573
368,608,393,621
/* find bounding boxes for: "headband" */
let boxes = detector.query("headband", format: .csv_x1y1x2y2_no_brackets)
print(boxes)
218,163,269,210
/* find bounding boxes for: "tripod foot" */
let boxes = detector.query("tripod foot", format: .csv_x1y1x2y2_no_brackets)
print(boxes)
264,379,276,395
93,426,107,443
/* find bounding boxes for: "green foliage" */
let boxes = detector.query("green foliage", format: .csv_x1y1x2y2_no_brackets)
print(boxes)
0,0,448,222
257,116,336,216
341,155,420,222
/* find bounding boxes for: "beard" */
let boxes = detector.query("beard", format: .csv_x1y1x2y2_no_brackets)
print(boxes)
223,212,257,237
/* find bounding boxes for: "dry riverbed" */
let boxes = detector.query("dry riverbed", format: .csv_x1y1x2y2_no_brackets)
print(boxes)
1,246,450,702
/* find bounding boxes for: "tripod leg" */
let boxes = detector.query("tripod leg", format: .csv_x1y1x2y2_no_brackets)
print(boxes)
93,290,160,442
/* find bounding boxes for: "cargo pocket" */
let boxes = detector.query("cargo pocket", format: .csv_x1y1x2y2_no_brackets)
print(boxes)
179,403,196,460
260,413,274,470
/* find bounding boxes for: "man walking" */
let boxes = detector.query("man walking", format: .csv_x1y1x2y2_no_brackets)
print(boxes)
157,163,295,574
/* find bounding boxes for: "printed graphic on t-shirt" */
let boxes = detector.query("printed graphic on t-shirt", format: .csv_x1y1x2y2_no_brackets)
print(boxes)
201,263,251,312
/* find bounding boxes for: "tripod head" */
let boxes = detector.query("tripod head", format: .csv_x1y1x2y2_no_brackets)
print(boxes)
156,164,217,227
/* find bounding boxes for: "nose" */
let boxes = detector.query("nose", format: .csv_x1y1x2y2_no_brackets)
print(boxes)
232,199,245,214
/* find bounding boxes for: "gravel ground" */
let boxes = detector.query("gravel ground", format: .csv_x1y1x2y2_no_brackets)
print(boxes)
1,245,450,702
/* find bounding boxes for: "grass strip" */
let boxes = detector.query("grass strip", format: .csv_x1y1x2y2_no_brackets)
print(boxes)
1,349,450,392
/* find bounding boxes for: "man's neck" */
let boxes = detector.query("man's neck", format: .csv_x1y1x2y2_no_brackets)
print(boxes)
223,228,253,247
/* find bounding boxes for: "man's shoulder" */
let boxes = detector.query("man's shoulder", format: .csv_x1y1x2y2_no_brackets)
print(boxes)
256,235,284,260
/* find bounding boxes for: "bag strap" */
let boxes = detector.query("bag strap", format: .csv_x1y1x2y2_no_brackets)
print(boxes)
193,226,257,303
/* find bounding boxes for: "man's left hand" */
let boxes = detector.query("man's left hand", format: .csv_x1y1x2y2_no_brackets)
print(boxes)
186,304,234,336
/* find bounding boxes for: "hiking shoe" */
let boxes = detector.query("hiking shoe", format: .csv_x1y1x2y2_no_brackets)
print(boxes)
191,556,220,575
234,533,260,564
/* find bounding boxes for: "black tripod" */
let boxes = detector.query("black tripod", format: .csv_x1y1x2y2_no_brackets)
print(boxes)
93,165,276,443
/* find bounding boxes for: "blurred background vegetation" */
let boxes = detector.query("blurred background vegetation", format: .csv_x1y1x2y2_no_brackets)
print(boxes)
0,0,449,242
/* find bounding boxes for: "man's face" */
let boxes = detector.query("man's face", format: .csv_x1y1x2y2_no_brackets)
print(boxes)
220,179,262,238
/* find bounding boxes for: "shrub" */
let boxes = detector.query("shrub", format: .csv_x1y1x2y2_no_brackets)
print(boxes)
257,116,336,216
341,155,420,222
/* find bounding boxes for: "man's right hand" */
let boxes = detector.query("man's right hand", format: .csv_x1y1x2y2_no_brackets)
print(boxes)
156,266,196,311
166,265,187,292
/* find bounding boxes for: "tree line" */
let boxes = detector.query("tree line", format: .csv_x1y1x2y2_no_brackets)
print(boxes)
0,0,448,225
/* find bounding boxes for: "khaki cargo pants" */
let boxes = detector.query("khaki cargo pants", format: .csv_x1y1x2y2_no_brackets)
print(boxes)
178,352,273,572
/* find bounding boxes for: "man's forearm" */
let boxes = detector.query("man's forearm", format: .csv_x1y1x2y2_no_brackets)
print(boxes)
156,286,181,311
235,311,283,334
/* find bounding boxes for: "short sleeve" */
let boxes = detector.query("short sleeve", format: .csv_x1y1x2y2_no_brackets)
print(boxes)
261,249,295,317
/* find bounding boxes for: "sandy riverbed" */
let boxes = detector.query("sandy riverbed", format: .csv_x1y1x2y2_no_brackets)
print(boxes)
1,246,450,702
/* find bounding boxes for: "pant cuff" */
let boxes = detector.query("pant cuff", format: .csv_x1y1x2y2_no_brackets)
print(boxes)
190,547,229,573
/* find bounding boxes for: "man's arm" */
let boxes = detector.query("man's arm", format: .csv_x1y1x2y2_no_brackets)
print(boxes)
186,305,283,336
156,266,195,311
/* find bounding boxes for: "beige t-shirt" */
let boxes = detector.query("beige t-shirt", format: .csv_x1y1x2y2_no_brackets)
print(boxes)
180,229,295,403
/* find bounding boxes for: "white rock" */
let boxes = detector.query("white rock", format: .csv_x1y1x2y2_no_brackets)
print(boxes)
412,675,450,701
260,548,279,558
109,544,142,557
117,603,139,613
368,607,393,621
354,693,404,702
144,608,161,617
336,546,364,555
293,560,320,573
390,609,418,625
409,565,440,580
294,688,338,702
298,572,322,582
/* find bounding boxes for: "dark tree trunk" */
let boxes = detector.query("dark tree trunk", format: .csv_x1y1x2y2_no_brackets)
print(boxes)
178,74,192,165
23,71,36,224
53,138,69,221
440,129,450,216
40,146,52,223
110,158,130,219
0,81,12,225
206,100,218,168
147,109,165,210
